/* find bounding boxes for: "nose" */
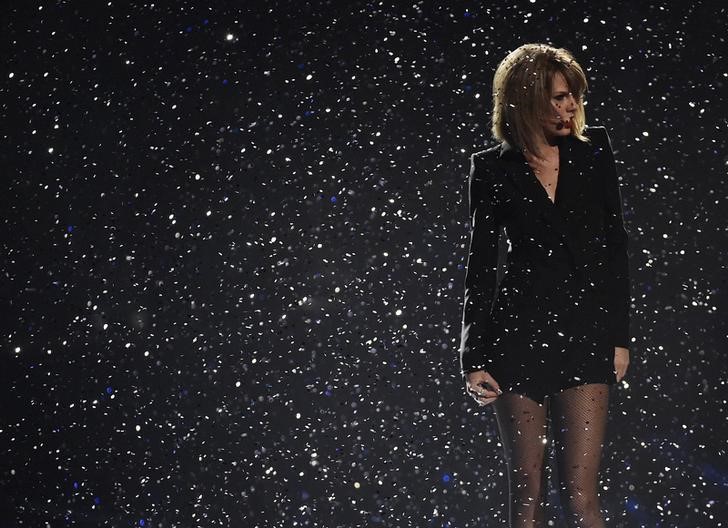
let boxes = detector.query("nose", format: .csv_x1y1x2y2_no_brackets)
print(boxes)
565,93,578,111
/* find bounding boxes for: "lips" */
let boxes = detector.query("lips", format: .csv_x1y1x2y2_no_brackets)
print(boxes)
556,117,573,130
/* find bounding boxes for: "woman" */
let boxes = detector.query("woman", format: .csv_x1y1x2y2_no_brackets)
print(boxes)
458,43,631,527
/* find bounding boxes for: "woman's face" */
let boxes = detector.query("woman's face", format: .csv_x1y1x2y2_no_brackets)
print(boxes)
542,72,578,140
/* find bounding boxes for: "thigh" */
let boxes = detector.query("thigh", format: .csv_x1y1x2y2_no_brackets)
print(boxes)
550,383,610,490
494,392,549,477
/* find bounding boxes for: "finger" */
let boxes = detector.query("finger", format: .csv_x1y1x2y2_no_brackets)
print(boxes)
471,388,500,400
470,386,498,397
479,380,503,395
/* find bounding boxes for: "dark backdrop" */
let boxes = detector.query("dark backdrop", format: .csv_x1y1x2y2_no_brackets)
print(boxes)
2,0,726,526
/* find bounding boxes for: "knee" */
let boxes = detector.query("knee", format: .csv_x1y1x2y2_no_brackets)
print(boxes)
560,490,601,525
510,480,547,528
509,465,546,500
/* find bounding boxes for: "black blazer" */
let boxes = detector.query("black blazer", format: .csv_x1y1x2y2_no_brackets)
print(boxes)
458,125,630,377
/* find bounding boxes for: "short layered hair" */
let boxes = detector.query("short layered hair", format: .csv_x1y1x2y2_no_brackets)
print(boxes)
491,43,589,159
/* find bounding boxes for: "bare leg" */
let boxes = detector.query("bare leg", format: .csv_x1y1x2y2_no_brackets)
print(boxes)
551,383,610,528
494,393,549,528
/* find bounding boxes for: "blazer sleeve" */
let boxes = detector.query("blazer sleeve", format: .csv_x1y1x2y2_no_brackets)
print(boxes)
459,153,501,378
593,126,631,349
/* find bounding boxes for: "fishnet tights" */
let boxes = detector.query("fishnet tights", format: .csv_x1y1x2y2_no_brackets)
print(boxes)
493,384,610,528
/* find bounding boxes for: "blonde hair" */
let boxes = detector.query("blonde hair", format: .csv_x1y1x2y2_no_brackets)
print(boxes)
491,43,589,159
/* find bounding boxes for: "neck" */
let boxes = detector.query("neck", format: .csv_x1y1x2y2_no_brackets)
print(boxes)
544,133,559,147
523,136,559,160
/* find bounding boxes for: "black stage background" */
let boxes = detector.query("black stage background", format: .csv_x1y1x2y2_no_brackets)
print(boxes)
2,1,726,526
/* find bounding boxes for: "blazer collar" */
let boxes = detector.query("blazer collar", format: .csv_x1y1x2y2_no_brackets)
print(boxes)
497,133,570,161
497,139,522,160
496,134,582,268
497,134,574,208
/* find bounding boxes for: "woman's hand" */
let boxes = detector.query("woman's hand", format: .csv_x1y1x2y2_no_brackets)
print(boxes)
614,347,630,382
465,370,503,407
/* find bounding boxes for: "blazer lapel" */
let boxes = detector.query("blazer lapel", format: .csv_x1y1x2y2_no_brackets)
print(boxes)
497,136,583,270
